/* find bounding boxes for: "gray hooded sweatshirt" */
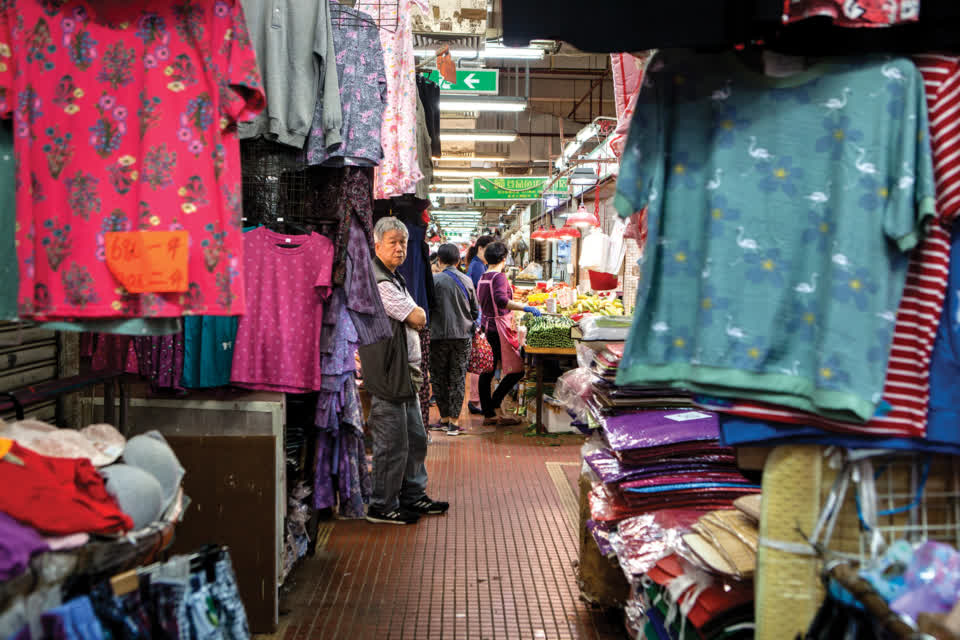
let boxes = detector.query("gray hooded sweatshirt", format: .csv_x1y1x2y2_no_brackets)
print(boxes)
239,0,343,150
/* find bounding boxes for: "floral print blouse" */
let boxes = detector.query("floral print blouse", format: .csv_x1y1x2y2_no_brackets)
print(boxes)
355,0,427,199
0,0,265,320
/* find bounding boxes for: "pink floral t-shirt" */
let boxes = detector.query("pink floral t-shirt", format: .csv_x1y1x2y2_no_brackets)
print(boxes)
230,227,334,393
0,0,264,320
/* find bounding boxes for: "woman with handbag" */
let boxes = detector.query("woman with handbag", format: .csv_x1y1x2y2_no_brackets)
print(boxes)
428,243,480,436
476,241,541,426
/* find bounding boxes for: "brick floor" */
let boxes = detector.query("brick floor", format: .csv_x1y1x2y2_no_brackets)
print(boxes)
276,413,626,640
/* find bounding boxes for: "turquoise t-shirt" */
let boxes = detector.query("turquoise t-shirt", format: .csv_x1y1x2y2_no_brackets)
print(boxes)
182,315,238,388
615,52,936,423
0,124,15,321
180,225,258,388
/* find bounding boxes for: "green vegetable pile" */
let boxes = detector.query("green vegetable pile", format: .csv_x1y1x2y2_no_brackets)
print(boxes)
524,314,576,349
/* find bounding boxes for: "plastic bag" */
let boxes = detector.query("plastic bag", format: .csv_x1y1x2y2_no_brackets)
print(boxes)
518,262,543,279
554,367,596,423
577,314,633,341
891,541,960,622
609,509,703,579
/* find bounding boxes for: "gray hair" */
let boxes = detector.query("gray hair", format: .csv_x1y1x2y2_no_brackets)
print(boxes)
374,216,409,243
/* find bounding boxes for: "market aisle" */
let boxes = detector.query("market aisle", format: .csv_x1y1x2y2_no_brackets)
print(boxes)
274,417,624,640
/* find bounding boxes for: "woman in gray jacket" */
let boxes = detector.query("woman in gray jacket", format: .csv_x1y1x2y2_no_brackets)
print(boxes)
429,243,480,436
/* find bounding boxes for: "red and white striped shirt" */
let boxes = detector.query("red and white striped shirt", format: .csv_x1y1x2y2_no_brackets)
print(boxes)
706,56,960,439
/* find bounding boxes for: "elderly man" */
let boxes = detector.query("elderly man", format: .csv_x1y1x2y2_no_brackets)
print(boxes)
359,216,449,525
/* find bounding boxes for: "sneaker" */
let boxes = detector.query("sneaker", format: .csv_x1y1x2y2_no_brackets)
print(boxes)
446,425,462,436
366,506,420,525
467,402,483,415
402,496,450,515
428,422,449,431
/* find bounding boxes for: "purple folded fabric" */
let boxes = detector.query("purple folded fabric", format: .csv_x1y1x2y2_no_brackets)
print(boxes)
601,409,720,453
0,512,50,581
584,448,736,486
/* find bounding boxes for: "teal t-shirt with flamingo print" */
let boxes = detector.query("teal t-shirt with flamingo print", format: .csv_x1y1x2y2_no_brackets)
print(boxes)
614,51,936,423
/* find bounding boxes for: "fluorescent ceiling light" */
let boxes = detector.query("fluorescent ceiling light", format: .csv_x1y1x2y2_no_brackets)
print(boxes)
440,130,517,143
429,192,473,198
434,169,500,178
431,210,482,216
414,45,544,60
433,156,506,163
439,96,527,113
569,166,598,186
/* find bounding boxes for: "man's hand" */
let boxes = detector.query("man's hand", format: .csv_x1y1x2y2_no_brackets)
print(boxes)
405,306,427,330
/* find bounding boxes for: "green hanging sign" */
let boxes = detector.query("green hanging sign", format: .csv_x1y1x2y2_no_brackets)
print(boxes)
472,177,568,201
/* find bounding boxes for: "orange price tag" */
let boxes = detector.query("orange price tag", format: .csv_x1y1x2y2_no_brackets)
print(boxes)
105,231,189,293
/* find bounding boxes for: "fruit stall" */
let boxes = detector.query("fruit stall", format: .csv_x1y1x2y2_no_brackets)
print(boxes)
512,283,628,433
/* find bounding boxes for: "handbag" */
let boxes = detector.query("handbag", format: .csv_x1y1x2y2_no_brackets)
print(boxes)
443,270,493,374
468,329,495,374
357,318,417,401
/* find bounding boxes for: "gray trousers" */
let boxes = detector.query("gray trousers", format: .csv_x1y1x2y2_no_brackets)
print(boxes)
368,393,428,511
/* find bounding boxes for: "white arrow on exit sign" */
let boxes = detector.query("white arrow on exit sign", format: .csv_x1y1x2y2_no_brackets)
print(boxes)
463,73,479,89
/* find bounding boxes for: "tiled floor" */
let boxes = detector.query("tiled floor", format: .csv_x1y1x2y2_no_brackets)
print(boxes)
276,412,626,640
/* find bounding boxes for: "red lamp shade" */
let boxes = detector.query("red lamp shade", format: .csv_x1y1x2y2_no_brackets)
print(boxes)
546,225,563,242
567,202,600,228
531,225,549,241
556,225,580,240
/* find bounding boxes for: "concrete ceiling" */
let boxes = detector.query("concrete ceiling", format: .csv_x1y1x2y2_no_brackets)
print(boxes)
424,40,616,233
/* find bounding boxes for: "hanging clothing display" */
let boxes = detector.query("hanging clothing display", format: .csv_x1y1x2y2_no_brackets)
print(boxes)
356,0,428,198
783,0,920,28
416,75,441,158
697,55,960,438
304,6,387,167
610,52,654,159
413,91,433,200
413,103,433,204
615,52,935,423
2,0,264,321
313,295,371,518
40,318,181,336
0,123,15,321
239,0,342,150
182,316,239,388
396,218,435,322
231,227,334,393
927,226,960,447
134,333,186,393
344,219,393,346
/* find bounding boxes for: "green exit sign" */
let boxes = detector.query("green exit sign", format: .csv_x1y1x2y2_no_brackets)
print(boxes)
421,69,499,94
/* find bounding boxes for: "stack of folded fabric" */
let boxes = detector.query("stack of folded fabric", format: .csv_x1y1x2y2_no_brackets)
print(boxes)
615,496,762,639
589,345,692,410
588,409,760,518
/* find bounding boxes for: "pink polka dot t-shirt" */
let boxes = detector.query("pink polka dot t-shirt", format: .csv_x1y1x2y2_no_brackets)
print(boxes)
231,227,333,393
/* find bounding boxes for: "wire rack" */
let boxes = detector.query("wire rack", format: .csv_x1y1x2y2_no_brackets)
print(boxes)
333,0,400,33
239,139,339,232
755,446,960,640
844,454,960,560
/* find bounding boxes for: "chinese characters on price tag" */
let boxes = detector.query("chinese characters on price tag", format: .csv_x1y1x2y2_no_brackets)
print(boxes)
105,231,189,293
